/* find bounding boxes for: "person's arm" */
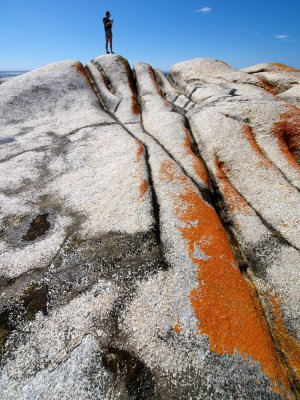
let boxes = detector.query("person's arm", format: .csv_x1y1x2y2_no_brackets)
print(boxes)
103,18,111,28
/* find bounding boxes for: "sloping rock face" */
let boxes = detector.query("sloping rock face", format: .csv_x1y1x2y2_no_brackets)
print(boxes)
0,56,299,399
240,63,300,107
0,77,15,85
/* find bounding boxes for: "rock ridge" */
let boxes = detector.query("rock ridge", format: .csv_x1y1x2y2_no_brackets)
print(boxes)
0,55,299,399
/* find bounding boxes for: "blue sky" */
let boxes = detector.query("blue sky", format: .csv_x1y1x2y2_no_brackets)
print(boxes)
0,0,299,71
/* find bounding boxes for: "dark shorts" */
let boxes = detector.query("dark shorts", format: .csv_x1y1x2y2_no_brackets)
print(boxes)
105,29,112,38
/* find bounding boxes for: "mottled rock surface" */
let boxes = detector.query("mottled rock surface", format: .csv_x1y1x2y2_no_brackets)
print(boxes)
0,56,299,399
240,63,300,106
0,77,15,85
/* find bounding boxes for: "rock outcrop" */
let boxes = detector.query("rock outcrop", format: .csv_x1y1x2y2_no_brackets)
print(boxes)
240,63,300,107
0,77,15,85
0,55,299,399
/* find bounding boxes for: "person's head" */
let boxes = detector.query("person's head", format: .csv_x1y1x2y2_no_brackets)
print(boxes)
106,11,110,18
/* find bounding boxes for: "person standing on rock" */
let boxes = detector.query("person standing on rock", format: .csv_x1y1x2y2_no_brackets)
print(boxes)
103,11,114,54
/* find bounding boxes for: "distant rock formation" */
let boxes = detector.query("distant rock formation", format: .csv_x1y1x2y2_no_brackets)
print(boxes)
0,55,299,399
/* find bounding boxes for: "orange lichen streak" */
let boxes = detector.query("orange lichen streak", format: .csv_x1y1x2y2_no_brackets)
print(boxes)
147,66,170,107
270,63,300,72
173,312,182,333
139,179,149,198
135,140,149,200
75,62,94,90
240,125,275,169
214,157,252,216
183,129,210,188
131,92,140,116
135,140,144,162
271,105,300,164
250,73,280,94
160,159,292,398
117,56,140,115
267,295,300,384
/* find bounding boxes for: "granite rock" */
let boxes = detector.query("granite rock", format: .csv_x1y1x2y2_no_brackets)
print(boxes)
240,63,300,106
0,56,299,399
168,58,300,393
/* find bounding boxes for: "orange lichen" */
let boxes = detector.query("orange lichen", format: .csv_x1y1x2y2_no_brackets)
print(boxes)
183,130,210,188
147,66,170,107
271,106,300,164
131,90,140,115
214,158,253,216
140,179,149,198
75,62,93,90
159,160,292,398
255,64,300,95
267,295,300,382
117,56,140,115
258,77,278,95
270,63,300,73
241,125,274,169
135,140,144,162
134,141,148,199
174,313,181,334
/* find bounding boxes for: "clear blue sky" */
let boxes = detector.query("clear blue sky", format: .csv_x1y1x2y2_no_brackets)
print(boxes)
0,0,299,71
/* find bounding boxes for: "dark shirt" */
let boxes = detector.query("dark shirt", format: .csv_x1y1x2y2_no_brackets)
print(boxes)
103,17,112,32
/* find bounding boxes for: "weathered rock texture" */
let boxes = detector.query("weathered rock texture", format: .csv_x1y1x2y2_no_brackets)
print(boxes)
240,63,300,107
0,55,299,399
0,77,15,85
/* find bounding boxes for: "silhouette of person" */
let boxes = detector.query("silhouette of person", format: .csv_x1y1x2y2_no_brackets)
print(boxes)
103,11,114,54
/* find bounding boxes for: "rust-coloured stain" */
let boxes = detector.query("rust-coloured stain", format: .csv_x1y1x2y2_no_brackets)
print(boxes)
174,312,181,334
117,56,140,115
256,64,300,95
267,295,300,383
258,77,278,95
131,93,140,115
174,323,181,334
75,62,93,90
271,105,300,164
135,140,144,162
140,179,149,198
270,63,300,73
159,159,292,398
241,125,274,169
147,66,170,107
183,129,210,188
214,158,252,216
135,140,148,199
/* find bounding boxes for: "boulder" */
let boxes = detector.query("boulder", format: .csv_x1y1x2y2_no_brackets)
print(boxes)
87,56,294,399
0,55,299,399
0,60,154,279
240,63,300,106
168,58,300,392
0,60,161,399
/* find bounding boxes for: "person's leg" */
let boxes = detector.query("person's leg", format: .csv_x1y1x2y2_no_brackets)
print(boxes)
106,36,110,53
109,36,114,53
